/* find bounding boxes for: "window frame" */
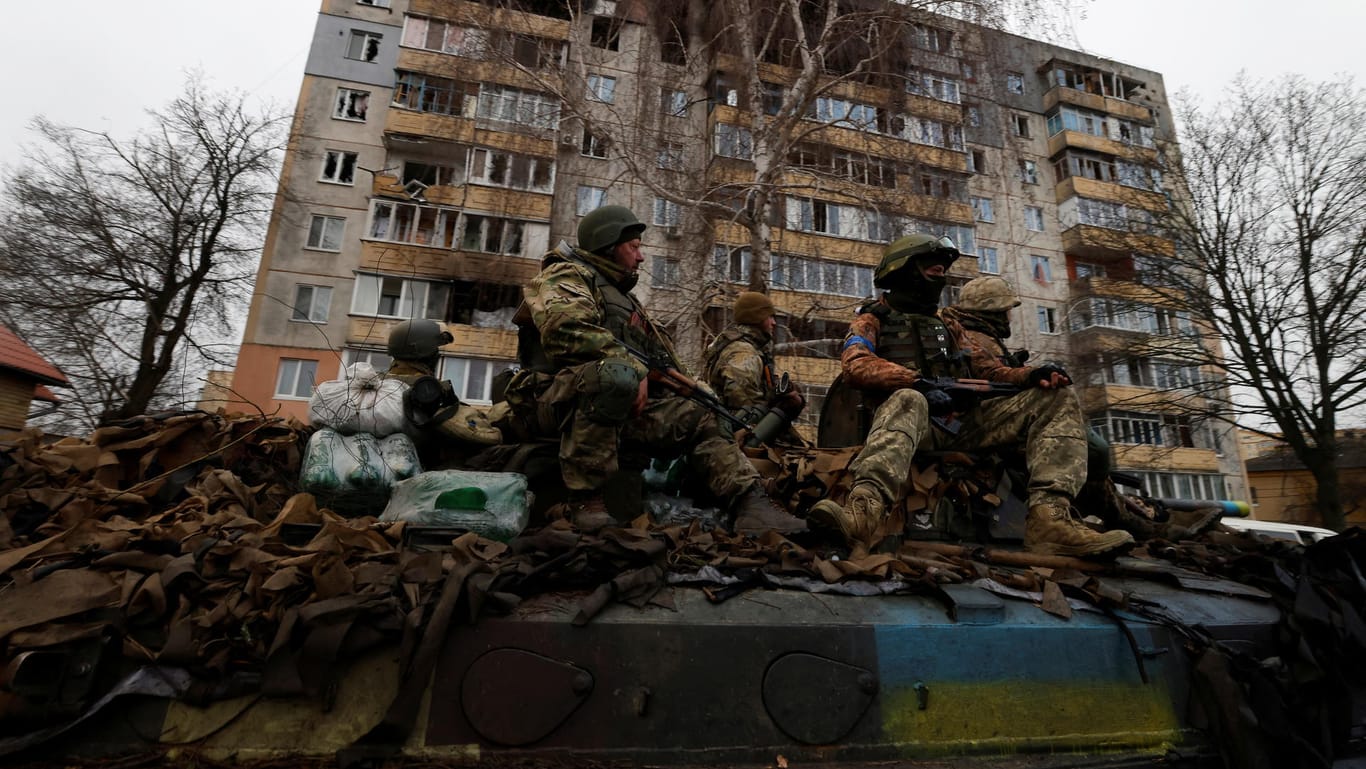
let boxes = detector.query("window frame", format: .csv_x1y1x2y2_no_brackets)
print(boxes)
345,30,383,62
576,185,607,216
586,73,617,103
1024,205,1045,232
334,87,371,121
306,214,346,251
291,284,333,324
275,358,319,400
320,149,359,185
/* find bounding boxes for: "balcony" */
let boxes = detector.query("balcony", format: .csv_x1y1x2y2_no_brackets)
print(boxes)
348,316,518,360
410,0,572,40
371,174,552,219
1043,86,1153,124
1061,224,1174,260
712,221,885,266
1047,130,1157,164
1069,275,1174,305
384,109,558,156
1056,177,1167,213
1113,445,1221,473
359,241,542,285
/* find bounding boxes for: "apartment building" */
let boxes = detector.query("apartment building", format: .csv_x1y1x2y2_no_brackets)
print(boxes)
230,0,1248,502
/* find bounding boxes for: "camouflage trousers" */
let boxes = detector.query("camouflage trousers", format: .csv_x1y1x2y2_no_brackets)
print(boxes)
850,386,1087,509
526,364,760,497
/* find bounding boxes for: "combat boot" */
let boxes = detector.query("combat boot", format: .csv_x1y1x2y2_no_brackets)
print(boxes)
1025,500,1134,557
809,483,884,554
561,494,616,533
733,487,808,536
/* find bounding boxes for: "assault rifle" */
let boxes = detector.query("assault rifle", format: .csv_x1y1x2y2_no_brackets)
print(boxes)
621,344,770,439
911,377,1024,435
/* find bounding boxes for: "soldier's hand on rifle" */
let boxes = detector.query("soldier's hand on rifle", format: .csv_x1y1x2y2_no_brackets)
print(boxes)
1028,363,1072,389
923,388,955,417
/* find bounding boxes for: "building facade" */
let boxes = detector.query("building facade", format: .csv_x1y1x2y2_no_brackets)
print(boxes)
230,0,1248,503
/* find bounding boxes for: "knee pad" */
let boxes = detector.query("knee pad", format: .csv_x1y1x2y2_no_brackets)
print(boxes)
578,358,643,425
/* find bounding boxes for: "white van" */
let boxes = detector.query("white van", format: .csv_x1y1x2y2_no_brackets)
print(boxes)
1221,518,1337,545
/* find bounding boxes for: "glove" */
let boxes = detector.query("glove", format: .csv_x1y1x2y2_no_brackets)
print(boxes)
777,383,806,418
1028,364,1072,388
923,388,955,417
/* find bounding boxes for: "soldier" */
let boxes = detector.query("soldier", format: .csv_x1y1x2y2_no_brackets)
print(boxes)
702,291,805,439
384,319,502,458
510,205,805,534
810,234,1134,557
945,277,1219,542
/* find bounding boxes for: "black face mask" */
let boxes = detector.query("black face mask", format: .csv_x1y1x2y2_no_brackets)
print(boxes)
958,309,1013,339
881,260,947,315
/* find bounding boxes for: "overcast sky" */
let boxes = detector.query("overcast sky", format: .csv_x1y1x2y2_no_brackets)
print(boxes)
3,0,1363,170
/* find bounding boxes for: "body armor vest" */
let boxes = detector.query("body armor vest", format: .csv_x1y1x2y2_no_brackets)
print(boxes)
875,308,970,379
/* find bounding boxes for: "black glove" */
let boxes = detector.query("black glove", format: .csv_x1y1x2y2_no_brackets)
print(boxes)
922,388,955,416
1027,364,1071,388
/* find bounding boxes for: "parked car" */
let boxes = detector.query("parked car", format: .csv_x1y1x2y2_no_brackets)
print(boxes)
1221,517,1337,544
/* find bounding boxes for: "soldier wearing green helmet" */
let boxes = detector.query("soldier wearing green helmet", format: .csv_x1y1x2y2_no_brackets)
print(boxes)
383,319,503,459
506,204,806,535
810,234,1134,559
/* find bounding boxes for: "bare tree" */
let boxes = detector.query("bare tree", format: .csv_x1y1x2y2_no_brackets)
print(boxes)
0,78,288,430
1100,75,1366,531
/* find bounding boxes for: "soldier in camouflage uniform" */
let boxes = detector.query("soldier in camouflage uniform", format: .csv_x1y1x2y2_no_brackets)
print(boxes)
509,205,805,535
810,235,1134,558
384,319,503,457
702,291,805,438
946,276,1220,542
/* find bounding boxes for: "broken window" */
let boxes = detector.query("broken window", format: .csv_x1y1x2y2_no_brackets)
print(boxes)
357,0,391,7
1013,114,1030,138
346,30,383,62
581,129,609,159
320,150,358,184
1005,71,1025,95
713,123,752,160
393,71,468,116
1019,159,1039,185
971,196,994,222
402,157,467,187
590,17,620,50
1024,206,1045,231
334,88,370,121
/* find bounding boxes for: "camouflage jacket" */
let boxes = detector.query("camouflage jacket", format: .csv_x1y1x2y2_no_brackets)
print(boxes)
939,307,1035,387
840,298,1029,391
523,247,666,381
702,323,778,412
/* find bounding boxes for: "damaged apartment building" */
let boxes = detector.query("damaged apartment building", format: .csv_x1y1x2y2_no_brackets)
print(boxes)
228,0,1249,503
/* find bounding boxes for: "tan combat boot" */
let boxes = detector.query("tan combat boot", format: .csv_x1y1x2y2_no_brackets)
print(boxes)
561,494,616,533
1025,500,1134,557
734,487,808,536
809,483,885,555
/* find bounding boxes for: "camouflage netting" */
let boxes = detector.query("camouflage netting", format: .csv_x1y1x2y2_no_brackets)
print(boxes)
1,411,1364,767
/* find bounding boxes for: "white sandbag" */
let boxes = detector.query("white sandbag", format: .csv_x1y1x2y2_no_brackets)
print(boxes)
299,428,424,516
309,362,409,436
381,470,531,542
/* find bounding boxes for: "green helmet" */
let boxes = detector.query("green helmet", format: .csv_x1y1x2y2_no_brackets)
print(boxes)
577,205,647,254
956,276,1022,312
387,319,454,360
874,233,959,288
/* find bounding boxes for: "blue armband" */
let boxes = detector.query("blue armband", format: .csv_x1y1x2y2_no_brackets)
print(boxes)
843,335,875,352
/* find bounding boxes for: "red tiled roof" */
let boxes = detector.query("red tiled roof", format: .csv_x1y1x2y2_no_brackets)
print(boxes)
33,384,60,403
0,326,69,386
